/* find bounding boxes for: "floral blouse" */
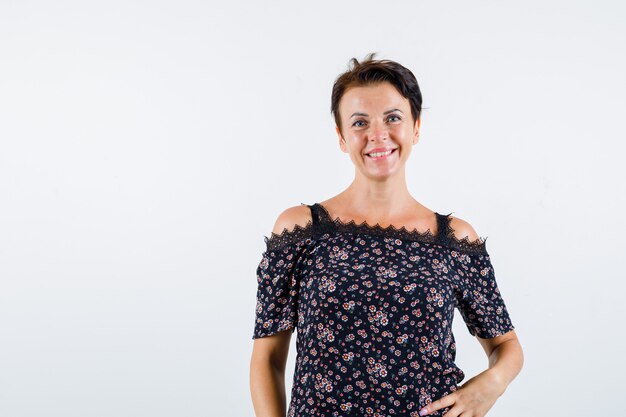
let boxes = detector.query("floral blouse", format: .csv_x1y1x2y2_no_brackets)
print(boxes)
252,203,515,417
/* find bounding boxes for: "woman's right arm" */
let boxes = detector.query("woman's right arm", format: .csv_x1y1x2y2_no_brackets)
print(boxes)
249,205,312,417
250,330,293,417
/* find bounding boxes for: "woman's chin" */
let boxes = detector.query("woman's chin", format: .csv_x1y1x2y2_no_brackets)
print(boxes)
359,165,401,180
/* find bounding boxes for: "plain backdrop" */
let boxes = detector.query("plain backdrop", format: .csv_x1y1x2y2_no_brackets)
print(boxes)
1,1,625,416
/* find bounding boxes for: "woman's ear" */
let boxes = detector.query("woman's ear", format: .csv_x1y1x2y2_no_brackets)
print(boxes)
413,117,421,145
336,126,348,152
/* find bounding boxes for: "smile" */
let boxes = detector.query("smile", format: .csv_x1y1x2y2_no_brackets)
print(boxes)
366,148,397,159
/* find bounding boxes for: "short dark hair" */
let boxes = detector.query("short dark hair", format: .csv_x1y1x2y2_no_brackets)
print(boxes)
331,53,423,134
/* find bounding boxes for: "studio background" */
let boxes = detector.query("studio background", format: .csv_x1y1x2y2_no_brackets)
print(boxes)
1,1,624,416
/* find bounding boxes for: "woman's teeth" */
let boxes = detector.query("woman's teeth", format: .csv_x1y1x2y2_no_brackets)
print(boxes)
368,149,394,157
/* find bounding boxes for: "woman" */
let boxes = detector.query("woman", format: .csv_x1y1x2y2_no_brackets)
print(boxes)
250,53,524,417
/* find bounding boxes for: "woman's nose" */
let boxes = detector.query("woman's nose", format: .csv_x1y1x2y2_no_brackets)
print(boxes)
368,120,388,141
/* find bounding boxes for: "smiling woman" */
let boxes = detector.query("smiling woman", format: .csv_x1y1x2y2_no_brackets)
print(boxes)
249,53,524,417
331,56,423,181
336,82,418,179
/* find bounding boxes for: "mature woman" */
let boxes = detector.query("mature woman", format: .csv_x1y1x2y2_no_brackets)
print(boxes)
250,53,524,417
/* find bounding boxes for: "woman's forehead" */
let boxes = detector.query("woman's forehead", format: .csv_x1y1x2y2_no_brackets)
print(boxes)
340,83,409,113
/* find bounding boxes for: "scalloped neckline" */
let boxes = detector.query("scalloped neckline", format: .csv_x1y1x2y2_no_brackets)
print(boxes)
315,202,440,239
314,202,488,254
263,203,488,254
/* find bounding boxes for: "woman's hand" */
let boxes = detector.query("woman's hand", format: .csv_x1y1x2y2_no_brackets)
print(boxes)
418,369,506,417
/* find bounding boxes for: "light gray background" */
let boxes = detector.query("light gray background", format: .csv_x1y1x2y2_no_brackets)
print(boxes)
1,1,624,416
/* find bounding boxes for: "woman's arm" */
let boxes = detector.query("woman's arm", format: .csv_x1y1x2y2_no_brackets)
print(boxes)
250,207,312,416
418,330,523,417
250,330,292,417
477,330,524,396
418,216,524,416
448,215,524,394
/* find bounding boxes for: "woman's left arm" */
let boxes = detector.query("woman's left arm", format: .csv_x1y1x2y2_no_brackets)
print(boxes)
477,330,525,396
418,330,524,417
420,216,525,416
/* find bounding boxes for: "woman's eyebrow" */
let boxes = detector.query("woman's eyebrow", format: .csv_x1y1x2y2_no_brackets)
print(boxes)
350,108,404,118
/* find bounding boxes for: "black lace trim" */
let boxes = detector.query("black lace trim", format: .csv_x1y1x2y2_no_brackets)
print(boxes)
440,225,488,254
316,203,488,254
321,216,440,244
263,204,488,254
263,221,314,252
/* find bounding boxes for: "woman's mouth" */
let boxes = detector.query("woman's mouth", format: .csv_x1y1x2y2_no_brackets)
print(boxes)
365,148,397,160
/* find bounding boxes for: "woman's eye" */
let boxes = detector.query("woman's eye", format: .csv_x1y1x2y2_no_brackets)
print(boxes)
388,115,401,122
353,120,366,127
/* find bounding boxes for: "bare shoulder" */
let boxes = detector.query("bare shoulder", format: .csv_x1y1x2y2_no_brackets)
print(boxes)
448,214,483,243
271,204,313,236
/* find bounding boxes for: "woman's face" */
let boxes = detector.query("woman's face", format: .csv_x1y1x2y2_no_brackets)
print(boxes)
336,81,420,179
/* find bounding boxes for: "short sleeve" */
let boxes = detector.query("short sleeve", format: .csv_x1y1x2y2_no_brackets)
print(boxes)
454,252,516,338
251,238,309,339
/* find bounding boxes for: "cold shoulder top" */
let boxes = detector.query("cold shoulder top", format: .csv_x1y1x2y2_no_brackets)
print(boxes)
251,203,515,417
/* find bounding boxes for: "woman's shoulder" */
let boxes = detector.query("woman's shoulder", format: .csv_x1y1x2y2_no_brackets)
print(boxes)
270,204,314,236
447,215,481,241
263,204,315,252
